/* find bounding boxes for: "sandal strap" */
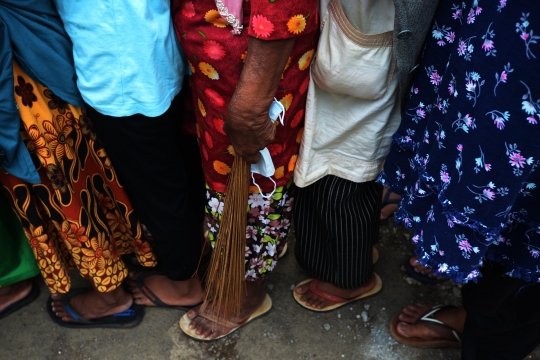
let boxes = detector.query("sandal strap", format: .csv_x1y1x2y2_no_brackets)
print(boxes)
135,271,169,307
60,289,136,324
197,310,246,329
420,305,462,343
382,188,401,206
308,279,349,303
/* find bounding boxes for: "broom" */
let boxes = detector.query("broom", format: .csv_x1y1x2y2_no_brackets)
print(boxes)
201,154,250,326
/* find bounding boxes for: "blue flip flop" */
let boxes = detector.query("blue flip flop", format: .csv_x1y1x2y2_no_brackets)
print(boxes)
47,288,145,329
0,278,40,320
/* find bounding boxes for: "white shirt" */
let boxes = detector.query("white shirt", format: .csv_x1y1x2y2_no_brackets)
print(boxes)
294,0,400,187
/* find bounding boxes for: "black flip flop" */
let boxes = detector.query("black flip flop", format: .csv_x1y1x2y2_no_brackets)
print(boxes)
406,263,449,285
131,271,202,311
0,278,40,320
47,288,145,329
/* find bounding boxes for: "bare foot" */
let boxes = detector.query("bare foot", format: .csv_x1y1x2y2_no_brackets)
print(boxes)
127,271,203,307
294,274,376,310
396,303,465,341
409,256,445,280
185,279,266,340
51,286,132,323
381,187,401,220
0,279,33,313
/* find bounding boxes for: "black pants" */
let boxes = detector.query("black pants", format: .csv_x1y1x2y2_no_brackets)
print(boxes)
293,175,382,289
462,261,540,359
88,96,205,281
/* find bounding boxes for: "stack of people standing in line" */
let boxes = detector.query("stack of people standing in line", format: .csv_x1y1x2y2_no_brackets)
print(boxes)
1,0,539,358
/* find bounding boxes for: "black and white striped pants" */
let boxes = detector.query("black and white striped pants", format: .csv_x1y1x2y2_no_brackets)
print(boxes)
294,175,382,289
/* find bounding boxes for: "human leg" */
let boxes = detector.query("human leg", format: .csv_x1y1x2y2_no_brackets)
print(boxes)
461,261,540,360
88,99,205,307
181,183,293,339
293,176,382,310
0,191,40,316
7,62,156,324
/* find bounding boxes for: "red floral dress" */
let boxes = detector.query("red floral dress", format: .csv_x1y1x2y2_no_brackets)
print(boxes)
173,0,318,194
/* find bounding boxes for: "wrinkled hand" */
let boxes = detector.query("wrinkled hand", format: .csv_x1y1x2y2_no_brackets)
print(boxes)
224,100,276,164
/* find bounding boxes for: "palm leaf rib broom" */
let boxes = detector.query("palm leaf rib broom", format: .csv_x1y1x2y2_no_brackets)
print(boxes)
201,154,250,327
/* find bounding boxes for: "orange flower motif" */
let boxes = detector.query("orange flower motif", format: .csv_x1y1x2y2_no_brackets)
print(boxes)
25,225,49,258
249,185,260,193
198,62,219,80
58,220,89,248
279,94,293,111
282,57,292,79
198,98,207,117
227,145,235,156
213,160,231,175
81,233,111,270
287,15,306,34
188,61,196,74
98,193,114,214
205,10,228,28
182,1,196,17
205,88,225,107
274,166,285,179
43,115,75,163
252,15,275,38
296,128,304,143
106,209,130,236
299,76,310,95
299,49,315,71
291,109,304,128
26,125,51,163
133,238,151,255
213,118,227,135
204,132,214,149
203,40,226,60
288,155,298,172
241,51,248,62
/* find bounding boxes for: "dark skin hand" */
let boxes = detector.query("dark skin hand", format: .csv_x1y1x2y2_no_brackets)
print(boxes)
224,37,295,164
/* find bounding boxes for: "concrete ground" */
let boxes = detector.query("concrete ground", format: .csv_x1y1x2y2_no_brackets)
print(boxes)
1,218,539,360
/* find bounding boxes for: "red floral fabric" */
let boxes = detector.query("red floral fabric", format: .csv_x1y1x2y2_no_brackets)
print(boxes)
173,0,318,193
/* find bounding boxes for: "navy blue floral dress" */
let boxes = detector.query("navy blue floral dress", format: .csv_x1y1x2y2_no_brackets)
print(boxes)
378,0,540,283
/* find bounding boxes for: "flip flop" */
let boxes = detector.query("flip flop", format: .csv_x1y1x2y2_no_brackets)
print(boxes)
405,263,448,285
389,305,462,349
130,270,202,311
46,288,145,329
293,273,383,312
373,247,379,264
381,188,401,220
0,278,40,320
278,242,288,259
179,293,272,341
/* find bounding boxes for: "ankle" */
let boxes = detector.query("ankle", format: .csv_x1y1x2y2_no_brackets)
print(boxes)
171,277,203,296
98,286,130,305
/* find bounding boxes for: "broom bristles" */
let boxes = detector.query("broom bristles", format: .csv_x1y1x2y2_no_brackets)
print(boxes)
202,154,250,328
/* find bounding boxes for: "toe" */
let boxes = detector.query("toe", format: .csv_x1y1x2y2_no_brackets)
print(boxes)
295,283,309,295
187,308,199,320
397,322,413,338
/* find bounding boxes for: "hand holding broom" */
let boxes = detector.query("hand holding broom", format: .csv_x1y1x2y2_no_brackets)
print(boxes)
200,37,296,329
